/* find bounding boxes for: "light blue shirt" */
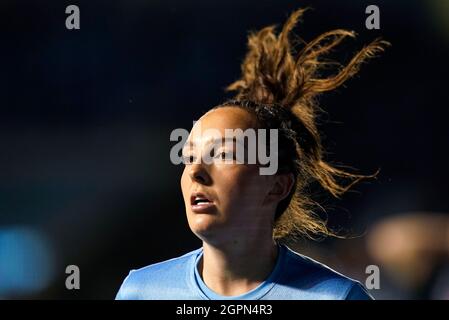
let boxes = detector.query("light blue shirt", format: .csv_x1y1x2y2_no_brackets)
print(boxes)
116,244,373,300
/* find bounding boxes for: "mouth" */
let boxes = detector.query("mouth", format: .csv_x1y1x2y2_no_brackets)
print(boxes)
190,192,216,213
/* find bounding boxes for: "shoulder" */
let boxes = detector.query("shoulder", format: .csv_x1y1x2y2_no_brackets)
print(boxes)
115,248,201,300
270,246,372,300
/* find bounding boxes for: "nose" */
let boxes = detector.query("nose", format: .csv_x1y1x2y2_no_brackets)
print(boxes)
188,163,212,185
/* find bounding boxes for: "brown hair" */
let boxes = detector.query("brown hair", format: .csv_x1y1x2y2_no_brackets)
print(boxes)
216,8,389,241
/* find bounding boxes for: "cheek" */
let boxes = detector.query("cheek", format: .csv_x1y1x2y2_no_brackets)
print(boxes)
216,166,268,207
180,168,190,199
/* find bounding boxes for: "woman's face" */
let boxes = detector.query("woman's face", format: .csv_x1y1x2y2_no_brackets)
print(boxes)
180,107,280,245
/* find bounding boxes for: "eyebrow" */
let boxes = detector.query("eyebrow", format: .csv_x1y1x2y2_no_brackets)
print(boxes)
185,137,247,149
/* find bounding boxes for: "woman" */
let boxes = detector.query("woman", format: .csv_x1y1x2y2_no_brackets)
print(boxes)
116,9,388,300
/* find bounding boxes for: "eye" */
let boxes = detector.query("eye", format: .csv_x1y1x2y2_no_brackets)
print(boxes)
215,150,234,161
182,154,195,164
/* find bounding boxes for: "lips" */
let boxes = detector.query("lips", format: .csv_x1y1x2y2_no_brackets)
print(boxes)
190,192,216,213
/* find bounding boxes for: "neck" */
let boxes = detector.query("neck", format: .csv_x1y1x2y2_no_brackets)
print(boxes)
198,236,279,296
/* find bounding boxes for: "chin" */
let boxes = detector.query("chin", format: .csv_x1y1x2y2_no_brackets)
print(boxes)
187,214,222,239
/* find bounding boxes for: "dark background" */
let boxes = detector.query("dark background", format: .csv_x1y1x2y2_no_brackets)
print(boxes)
0,0,448,299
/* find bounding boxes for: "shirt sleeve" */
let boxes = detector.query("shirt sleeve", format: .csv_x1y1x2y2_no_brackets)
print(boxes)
115,270,135,300
344,282,374,300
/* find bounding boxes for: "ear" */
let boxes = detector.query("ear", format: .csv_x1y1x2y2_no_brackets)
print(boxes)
266,173,295,204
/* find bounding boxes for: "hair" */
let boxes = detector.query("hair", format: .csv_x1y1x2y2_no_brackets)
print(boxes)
214,8,390,241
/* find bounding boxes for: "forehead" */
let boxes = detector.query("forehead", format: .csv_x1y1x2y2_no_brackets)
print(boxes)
190,107,257,137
